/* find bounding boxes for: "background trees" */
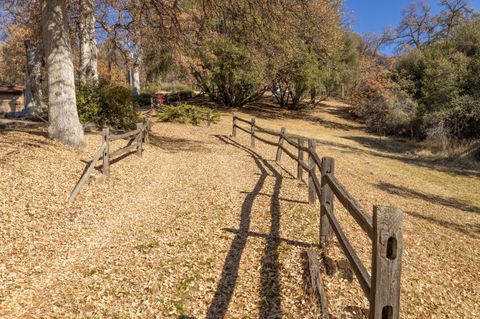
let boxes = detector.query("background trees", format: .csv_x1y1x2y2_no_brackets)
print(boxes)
0,0,478,147
351,0,480,143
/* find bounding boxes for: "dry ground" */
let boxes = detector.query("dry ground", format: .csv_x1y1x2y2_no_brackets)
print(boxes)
1,101,479,318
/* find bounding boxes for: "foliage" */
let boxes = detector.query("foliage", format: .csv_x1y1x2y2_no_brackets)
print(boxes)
194,39,266,107
166,90,195,102
189,0,343,108
352,6,480,143
135,93,153,107
272,51,325,109
77,87,102,124
438,95,480,139
158,104,220,126
77,82,139,129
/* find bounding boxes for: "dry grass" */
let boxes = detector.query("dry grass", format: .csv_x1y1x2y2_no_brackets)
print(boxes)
0,100,479,318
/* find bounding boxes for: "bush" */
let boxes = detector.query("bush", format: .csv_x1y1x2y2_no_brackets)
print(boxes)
272,51,326,109
166,90,195,102
77,88,101,124
353,89,417,137
135,93,153,107
77,83,139,129
193,38,266,107
158,104,220,125
436,95,480,139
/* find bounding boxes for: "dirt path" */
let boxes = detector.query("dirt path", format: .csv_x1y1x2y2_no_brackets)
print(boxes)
1,102,479,318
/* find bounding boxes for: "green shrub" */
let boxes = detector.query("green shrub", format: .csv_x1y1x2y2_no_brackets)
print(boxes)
77,83,139,130
193,38,266,107
160,82,193,92
353,88,417,137
135,93,153,107
437,95,480,139
77,88,101,124
166,90,194,102
158,104,220,125
98,84,139,129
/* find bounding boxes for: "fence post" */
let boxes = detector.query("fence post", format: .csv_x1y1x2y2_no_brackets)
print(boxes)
136,123,143,157
232,113,237,137
297,137,304,181
102,128,110,177
276,127,286,162
320,157,334,247
207,109,212,127
143,117,150,144
251,118,256,148
369,206,403,319
308,139,317,204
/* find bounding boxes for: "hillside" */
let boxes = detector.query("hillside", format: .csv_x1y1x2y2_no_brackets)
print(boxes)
1,102,479,318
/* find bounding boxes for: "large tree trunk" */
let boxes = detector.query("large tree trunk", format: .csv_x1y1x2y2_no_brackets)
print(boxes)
24,40,46,116
129,51,141,96
78,0,98,86
42,0,84,148
131,62,140,96
24,62,33,113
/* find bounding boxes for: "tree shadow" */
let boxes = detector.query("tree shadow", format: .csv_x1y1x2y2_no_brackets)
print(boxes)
376,182,480,214
149,133,208,153
343,136,480,178
344,136,417,155
405,211,480,239
239,100,360,131
207,135,284,319
239,191,309,205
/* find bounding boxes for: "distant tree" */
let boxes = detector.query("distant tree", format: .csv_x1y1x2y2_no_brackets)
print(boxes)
24,39,46,115
78,0,98,86
396,1,437,50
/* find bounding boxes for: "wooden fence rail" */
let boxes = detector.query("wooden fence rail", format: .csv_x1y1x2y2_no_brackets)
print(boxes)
232,114,403,319
68,118,150,203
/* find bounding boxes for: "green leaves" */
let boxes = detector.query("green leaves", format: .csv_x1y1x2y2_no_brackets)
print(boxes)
77,82,139,130
158,104,220,126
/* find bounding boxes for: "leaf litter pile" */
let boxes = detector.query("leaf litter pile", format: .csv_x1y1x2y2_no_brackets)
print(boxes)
1,104,480,318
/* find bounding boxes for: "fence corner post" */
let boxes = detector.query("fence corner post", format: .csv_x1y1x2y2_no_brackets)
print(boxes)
232,113,237,137
307,139,317,204
297,137,304,181
276,127,286,162
251,118,256,148
369,206,403,319
102,127,110,177
136,123,143,157
320,157,334,247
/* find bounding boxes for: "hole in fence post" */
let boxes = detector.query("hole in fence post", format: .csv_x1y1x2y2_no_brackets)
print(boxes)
386,237,397,260
382,306,393,319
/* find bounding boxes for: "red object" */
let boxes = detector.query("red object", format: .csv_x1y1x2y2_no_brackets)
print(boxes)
155,94,165,105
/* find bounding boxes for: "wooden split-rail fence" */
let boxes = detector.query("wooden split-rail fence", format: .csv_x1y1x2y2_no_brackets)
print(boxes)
68,118,150,203
232,113,403,319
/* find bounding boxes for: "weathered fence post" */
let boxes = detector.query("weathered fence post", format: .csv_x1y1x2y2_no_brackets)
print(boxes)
276,127,286,162
207,109,212,127
370,206,403,319
320,157,334,247
102,128,110,177
232,113,237,137
143,117,150,144
297,137,304,181
308,139,317,204
251,118,256,148
136,123,143,157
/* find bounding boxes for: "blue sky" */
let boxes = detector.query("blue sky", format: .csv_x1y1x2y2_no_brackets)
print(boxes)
343,0,480,53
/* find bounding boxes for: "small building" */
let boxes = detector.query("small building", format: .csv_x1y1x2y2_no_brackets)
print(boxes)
0,85,25,117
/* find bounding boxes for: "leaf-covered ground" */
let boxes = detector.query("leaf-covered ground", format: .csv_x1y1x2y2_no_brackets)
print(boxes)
1,101,479,318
